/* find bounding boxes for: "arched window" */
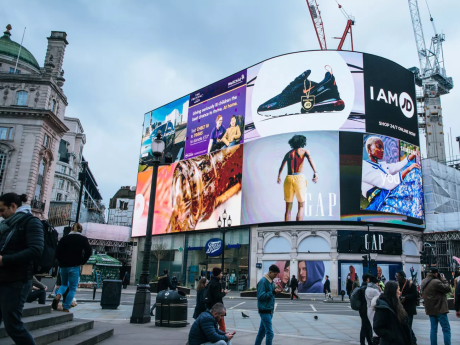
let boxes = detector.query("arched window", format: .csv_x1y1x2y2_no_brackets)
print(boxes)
264,237,291,253
16,91,28,106
403,241,418,256
298,236,330,253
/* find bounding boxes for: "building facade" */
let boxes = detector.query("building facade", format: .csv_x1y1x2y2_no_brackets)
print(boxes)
0,26,69,217
107,186,135,227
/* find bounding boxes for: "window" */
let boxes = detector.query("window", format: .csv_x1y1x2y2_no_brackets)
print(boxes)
9,67,20,74
15,91,28,106
58,179,64,189
60,165,66,174
56,193,62,201
64,195,68,201
0,127,13,140
44,134,50,148
66,181,70,191
51,100,56,113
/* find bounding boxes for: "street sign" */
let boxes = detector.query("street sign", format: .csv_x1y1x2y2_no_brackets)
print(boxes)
256,263,262,269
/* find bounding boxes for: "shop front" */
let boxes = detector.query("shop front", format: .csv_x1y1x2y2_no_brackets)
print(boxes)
183,228,250,291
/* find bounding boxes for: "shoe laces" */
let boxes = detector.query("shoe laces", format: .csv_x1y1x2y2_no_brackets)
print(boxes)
282,71,310,93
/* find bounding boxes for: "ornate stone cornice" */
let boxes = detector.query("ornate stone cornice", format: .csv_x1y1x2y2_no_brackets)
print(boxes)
0,108,69,135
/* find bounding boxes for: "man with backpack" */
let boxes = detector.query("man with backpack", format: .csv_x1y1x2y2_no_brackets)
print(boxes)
396,270,418,344
52,223,91,312
0,193,44,344
351,273,372,345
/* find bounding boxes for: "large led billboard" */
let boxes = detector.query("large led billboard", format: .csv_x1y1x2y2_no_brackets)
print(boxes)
132,51,423,237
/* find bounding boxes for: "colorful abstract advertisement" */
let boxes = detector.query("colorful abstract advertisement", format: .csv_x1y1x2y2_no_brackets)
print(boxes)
132,145,244,237
184,71,247,159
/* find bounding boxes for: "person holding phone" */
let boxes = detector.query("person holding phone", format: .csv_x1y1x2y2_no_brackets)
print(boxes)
255,265,282,345
421,268,452,345
188,303,234,345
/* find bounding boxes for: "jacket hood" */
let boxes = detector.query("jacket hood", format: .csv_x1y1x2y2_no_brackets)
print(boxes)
367,282,379,290
302,261,325,291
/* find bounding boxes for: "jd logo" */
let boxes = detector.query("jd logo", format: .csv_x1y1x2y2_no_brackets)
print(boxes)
301,95,315,112
370,87,414,118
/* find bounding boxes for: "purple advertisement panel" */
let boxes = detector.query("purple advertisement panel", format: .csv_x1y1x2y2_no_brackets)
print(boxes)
185,71,247,159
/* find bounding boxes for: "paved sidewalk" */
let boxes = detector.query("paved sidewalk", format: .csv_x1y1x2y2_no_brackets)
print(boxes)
69,302,460,345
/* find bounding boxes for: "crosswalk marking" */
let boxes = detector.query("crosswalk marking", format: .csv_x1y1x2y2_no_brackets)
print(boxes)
310,304,317,312
274,303,278,311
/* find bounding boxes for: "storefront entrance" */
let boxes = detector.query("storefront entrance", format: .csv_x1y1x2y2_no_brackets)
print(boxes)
183,228,249,291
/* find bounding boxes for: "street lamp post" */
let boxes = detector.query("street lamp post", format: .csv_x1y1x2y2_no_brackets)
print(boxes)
130,132,171,324
217,210,232,275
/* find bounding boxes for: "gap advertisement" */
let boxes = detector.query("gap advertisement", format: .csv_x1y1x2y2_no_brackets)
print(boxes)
242,131,340,223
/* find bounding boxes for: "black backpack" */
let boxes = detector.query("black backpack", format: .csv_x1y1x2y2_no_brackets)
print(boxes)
17,215,58,274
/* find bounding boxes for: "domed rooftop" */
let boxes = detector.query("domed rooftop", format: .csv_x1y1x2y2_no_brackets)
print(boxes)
0,25,40,70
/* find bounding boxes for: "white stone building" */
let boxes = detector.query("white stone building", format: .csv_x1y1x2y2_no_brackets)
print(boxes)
0,25,69,218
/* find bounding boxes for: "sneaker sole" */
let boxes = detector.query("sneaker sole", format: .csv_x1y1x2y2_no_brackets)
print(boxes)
257,102,301,117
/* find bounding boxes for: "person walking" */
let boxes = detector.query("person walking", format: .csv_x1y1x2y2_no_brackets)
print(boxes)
255,264,282,345
193,278,208,320
357,273,372,345
289,274,299,300
188,303,234,345
0,193,44,344
207,267,228,332
372,281,412,345
324,275,332,301
455,275,460,319
396,270,418,344
421,268,452,345
150,269,175,316
25,276,48,305
171,275,178,289
365,275,381,345
52,223,91,312
122,271,130,289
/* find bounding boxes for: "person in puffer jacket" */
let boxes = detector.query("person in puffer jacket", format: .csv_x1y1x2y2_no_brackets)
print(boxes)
188,303,234,345
365,275,381,345
371,281,412,345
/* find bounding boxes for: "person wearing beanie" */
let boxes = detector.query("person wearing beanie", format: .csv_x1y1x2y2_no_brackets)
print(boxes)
255,264,282,345
207,266,228,332
421,268,452,345
150,268,176,316
396,270,418,344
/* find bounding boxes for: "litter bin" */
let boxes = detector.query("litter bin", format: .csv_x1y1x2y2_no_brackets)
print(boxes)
155,290,187,327
100,279,122,310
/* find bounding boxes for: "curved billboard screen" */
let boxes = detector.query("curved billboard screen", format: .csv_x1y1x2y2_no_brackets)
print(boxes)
133,51,422,237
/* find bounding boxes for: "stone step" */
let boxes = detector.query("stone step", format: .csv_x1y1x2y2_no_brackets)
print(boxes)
0,311,73,338
47,322,114,345
23,304,52,318
0,319,93,345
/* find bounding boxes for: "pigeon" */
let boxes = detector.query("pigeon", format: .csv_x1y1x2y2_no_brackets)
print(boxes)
314,315,318,320
242,312,250,318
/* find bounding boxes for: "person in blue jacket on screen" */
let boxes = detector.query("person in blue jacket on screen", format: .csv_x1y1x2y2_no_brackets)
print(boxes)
298,261,325,293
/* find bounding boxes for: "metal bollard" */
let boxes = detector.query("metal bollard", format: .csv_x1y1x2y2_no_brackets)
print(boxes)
93,285,97,300
340,290,346,301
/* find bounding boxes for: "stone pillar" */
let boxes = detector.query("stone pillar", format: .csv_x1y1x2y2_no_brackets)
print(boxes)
45,32,68,77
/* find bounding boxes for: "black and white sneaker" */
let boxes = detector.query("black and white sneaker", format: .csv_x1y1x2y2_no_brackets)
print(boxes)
257,68,345,117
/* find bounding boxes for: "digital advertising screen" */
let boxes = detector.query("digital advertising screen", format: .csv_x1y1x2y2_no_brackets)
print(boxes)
132,51,424,237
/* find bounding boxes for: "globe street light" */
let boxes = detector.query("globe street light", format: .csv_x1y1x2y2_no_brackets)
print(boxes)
131,132,171,324
217,210,232,275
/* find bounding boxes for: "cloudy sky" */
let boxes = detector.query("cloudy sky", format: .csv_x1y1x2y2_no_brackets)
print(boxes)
4,0,459,205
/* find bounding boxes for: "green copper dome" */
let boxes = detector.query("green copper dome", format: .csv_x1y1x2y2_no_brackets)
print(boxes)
0,30,40,70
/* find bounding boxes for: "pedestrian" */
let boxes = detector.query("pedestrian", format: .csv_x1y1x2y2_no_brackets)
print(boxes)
207,267,228,332
365,275,381,345
255,264,282,345
346,265,358,297
150,269,175,316
372,281,412,345
188,303,234,345
122,271,130,289
455,275,460,319
395,270,418,344
289,274,299,300
0,193,44,344
323,275,332,301
25,276,48,305
356,273,372,345
171,275,178,289
193,277,208,320
52,222,91,312
421,268,452,345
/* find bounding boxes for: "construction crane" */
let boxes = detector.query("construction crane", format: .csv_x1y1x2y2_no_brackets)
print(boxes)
407,0,454,164
306,0,355,51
